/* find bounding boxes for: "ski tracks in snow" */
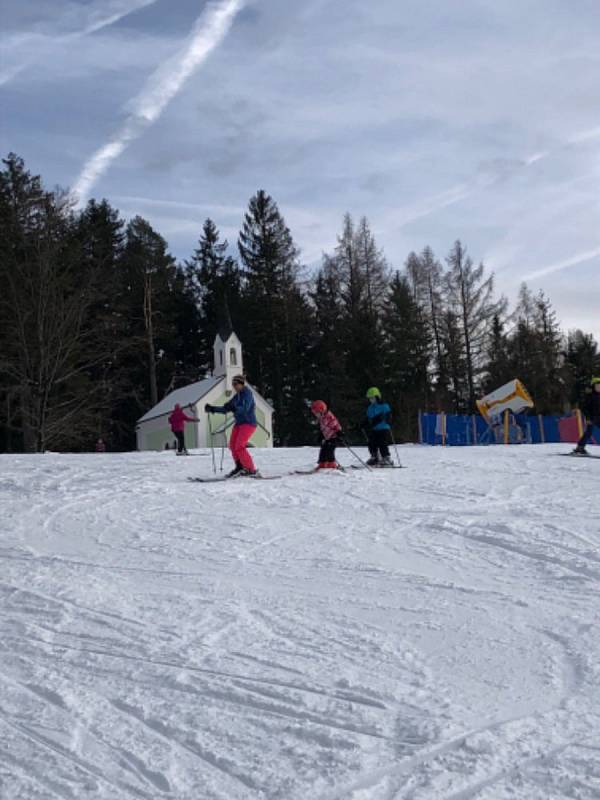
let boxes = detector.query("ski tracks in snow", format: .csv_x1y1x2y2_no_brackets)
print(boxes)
1,445,599,798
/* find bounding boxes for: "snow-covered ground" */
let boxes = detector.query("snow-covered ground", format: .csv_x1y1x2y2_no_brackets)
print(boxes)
1,444,599,800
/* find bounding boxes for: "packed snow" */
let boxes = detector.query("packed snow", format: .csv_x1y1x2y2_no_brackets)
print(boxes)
1,444,599,800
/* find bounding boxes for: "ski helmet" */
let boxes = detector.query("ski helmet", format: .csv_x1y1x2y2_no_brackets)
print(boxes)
311,400,327,414
592,376,600,385
366,387,381,399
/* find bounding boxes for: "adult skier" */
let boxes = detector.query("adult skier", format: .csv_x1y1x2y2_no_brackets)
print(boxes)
311,400,343,469
205,374,258,476
365,387,393,466
573,376,600,455
168,403,198,455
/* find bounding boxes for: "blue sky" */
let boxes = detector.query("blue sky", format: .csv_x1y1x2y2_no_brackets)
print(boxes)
2,0,599,340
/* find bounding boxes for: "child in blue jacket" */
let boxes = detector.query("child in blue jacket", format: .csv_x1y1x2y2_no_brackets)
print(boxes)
365,387,393,466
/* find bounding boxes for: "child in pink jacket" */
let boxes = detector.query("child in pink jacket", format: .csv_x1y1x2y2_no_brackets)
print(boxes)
311,400,343,469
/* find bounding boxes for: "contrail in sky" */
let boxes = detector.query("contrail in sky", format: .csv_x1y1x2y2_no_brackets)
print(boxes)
522,247,600,281
0,1,160,87
73,0,245,206
395,124,600,230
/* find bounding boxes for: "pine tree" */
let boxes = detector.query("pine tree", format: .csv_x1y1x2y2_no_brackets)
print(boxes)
186,218,241,373
75,198,127,446
444,241,506,410
405,246,448,400
508,285,566,413
381,272,431,439
317,214,389,426
0,155,105,451
565,330,599,407
442,308,469,413
310,263,352,415
238,190,312,443
483,314,512,392
115,216,203,446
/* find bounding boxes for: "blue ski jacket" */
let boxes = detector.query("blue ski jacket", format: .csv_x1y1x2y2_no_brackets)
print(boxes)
213,386,257,426
367,400,391,431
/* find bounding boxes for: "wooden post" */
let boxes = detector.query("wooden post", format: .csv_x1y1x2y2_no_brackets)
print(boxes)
503,409,509,445
538,414,545,444
441,412,447,446
472,415,477,445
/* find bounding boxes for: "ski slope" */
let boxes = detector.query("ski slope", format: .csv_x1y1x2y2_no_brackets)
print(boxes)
1,444,599,800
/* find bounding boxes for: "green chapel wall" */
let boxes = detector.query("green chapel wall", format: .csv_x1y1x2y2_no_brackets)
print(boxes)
144,421,197,451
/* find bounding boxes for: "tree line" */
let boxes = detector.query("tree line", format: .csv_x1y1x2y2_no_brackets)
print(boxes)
1,153,598,452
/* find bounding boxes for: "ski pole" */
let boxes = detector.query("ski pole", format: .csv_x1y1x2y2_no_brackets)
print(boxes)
208,413,216,474
341,436,372,470
390,428,402,467
255,420,271,439
219,414,227,472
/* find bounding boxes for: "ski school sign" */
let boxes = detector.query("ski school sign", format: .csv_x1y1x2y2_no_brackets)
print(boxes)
476,379,534,422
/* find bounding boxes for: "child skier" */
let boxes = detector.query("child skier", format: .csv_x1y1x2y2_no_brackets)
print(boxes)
311,400,343,469
573,376,600,455
168,403,198,455
205,374,258,477
365,387,393,466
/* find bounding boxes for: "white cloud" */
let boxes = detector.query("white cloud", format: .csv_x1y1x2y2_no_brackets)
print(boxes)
5,0,600,341
0,1,160,86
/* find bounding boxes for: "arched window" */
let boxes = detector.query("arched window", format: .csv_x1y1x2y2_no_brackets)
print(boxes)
230,347,237,365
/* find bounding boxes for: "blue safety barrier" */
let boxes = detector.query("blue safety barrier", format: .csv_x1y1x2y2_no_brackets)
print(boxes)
418,412,598,446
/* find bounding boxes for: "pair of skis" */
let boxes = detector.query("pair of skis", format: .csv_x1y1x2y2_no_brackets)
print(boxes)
188,469,343,483
188,463,404,483
188,473,281,483
558,451,600,460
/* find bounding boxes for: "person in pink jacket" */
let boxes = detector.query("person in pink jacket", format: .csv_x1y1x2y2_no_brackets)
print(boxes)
168,403,198,455
311,400,343,469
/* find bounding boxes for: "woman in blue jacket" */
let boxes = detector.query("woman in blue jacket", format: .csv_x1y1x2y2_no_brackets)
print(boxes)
205,374,258,476
365,387,393,466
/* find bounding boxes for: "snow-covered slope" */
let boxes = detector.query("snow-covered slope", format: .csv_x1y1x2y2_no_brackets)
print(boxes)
1,444,599,799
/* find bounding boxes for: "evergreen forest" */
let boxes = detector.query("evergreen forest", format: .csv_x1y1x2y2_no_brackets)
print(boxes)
1,154,598,451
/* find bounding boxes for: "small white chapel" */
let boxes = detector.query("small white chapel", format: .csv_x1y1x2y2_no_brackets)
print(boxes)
135,325,274,452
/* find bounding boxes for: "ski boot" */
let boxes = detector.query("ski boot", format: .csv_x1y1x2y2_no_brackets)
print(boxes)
227,461,244,478
572,445,588,456
366,456,380,467
240,467,260,477
380,455,394,467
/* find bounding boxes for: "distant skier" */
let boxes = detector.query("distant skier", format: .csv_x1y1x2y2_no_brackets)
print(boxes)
365,387,393,466
205,375,258,477
311,400,343,469
95,437,106,453
573,376,600,455
168,403,198,455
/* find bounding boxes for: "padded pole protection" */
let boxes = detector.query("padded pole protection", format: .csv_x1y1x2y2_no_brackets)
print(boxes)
441,413,447,446
538,414,545,444
575,408,584,439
